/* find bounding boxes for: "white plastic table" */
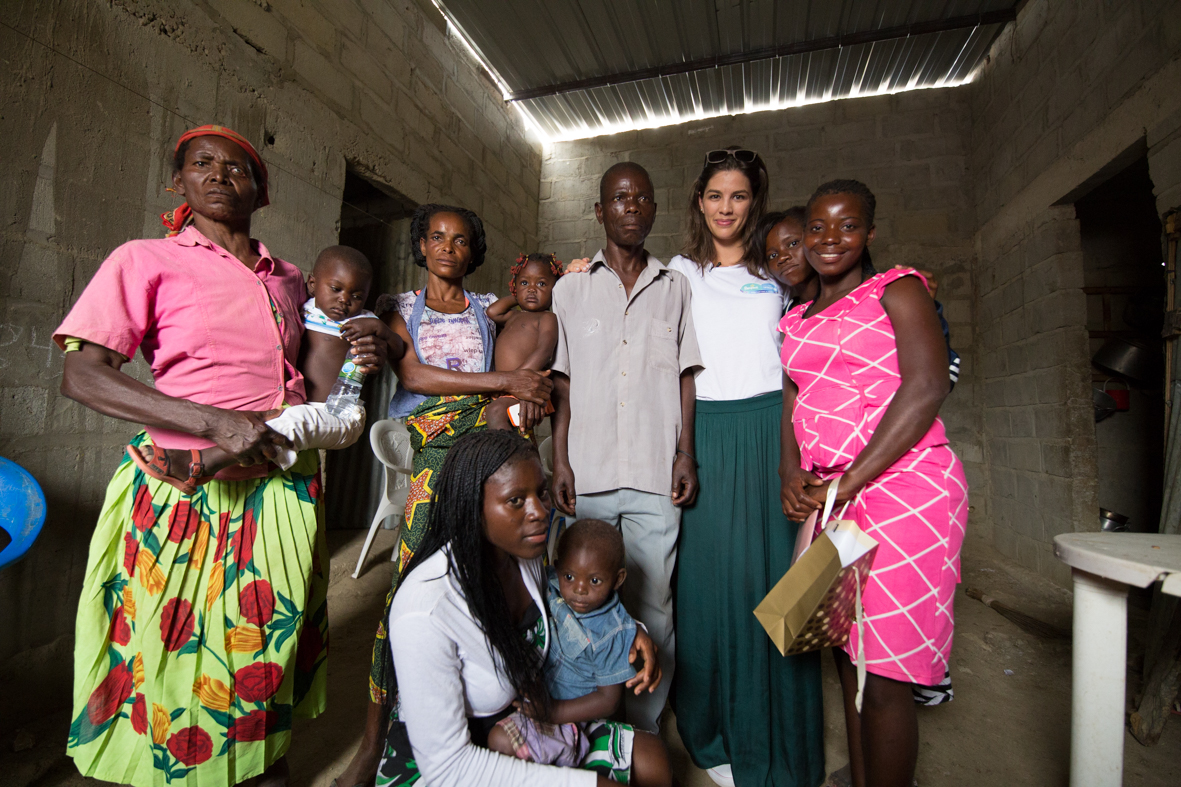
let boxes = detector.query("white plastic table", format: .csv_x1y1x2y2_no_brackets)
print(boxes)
1053,533,1181,787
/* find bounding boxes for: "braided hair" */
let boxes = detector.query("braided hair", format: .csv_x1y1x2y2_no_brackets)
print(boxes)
393,430,550,715
509,252,563,294
805,180,878,279
410,203,488,272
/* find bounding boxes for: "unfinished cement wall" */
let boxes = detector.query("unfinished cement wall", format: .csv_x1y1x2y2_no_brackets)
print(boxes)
536,88,984,527
974,206,1096,585
0,0,541,724
969,0,1181,584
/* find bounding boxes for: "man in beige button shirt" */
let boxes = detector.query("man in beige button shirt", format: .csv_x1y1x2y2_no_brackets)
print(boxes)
551,162,703,732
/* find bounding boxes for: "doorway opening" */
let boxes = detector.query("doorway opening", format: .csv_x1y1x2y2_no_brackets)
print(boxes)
1077,154,1165,534
324,167,417,531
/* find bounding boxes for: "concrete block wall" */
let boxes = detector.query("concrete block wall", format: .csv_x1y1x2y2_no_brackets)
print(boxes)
975,207,1096,585
967,0,1181,581
0,0,540,718
536,88,985,523
197,0,544,294
1149,106,1181,217
540,90,974,269
968,0,1181,229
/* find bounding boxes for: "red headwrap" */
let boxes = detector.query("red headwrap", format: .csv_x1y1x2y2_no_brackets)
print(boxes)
161,125,270,236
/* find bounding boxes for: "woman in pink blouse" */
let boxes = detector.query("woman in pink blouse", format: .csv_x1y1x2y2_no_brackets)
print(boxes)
54,125,388,787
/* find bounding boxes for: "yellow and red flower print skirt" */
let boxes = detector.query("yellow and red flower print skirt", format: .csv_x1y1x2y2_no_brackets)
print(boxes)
67,432,329,787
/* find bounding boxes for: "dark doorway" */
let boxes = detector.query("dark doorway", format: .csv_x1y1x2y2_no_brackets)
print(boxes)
324,168,417,530
1077,155,1166,533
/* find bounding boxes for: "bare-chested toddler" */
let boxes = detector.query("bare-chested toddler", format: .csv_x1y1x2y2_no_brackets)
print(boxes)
484,253,562,432
128,245,403,492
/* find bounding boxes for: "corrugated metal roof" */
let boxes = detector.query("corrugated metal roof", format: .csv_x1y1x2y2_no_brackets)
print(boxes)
435,0,1014,141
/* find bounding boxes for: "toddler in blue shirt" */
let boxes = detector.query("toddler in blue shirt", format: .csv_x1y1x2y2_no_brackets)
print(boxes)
489,519,638,768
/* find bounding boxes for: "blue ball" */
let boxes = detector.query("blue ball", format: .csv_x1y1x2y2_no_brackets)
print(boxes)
0,457,47,569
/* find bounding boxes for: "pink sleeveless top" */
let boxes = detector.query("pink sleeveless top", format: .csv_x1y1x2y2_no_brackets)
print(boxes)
778,267,948,473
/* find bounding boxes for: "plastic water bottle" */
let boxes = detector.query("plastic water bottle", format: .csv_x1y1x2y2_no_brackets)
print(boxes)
325,349,365,415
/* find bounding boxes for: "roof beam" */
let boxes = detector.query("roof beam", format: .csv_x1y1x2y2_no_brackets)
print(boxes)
506,7,1017,102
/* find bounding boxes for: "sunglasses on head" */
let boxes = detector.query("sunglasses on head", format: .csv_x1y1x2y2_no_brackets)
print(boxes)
705,148,758,165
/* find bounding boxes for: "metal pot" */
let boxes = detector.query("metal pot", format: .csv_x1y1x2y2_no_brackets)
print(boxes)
1093,387,1117,422
1092,337,1160,385
1099,508,1129,532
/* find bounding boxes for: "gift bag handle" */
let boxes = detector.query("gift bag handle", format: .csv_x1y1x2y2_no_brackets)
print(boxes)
819,477,851,532
854,565,867,713
821,477,867,713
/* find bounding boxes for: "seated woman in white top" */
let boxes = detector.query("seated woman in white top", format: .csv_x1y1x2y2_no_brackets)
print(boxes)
376,430,672,787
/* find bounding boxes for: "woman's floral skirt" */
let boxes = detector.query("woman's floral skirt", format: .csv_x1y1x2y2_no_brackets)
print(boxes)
67,432,329,787
368,394,488,705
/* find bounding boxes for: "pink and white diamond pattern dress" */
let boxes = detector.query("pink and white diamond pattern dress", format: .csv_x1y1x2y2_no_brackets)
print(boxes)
779,268,968,685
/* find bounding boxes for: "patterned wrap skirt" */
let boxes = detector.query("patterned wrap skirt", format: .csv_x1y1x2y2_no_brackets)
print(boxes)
368,394,489,705
67,432,329,787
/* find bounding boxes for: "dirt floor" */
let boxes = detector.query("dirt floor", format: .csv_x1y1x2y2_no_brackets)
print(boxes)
6,527,1180,787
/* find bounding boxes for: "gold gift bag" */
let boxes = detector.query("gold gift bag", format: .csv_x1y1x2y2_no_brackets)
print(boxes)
755,480,879,686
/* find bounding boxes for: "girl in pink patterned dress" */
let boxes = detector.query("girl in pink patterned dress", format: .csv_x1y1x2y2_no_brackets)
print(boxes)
778,180,967,787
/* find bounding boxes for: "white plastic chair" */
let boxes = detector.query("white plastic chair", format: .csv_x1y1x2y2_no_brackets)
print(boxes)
538,436,554,480
353,419,413,578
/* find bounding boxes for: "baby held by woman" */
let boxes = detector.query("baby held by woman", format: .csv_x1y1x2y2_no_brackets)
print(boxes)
484,253,563,433
128,245,403,491
489,519,641,770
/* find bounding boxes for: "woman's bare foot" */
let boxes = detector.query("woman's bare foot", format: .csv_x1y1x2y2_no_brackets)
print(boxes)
333,744,381,787
333,701,386,787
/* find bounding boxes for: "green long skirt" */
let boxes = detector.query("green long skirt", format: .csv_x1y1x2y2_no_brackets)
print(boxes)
673,391,825,787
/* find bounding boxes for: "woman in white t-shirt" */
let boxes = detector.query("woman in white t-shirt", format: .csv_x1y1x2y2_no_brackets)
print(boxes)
669,148,824,787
